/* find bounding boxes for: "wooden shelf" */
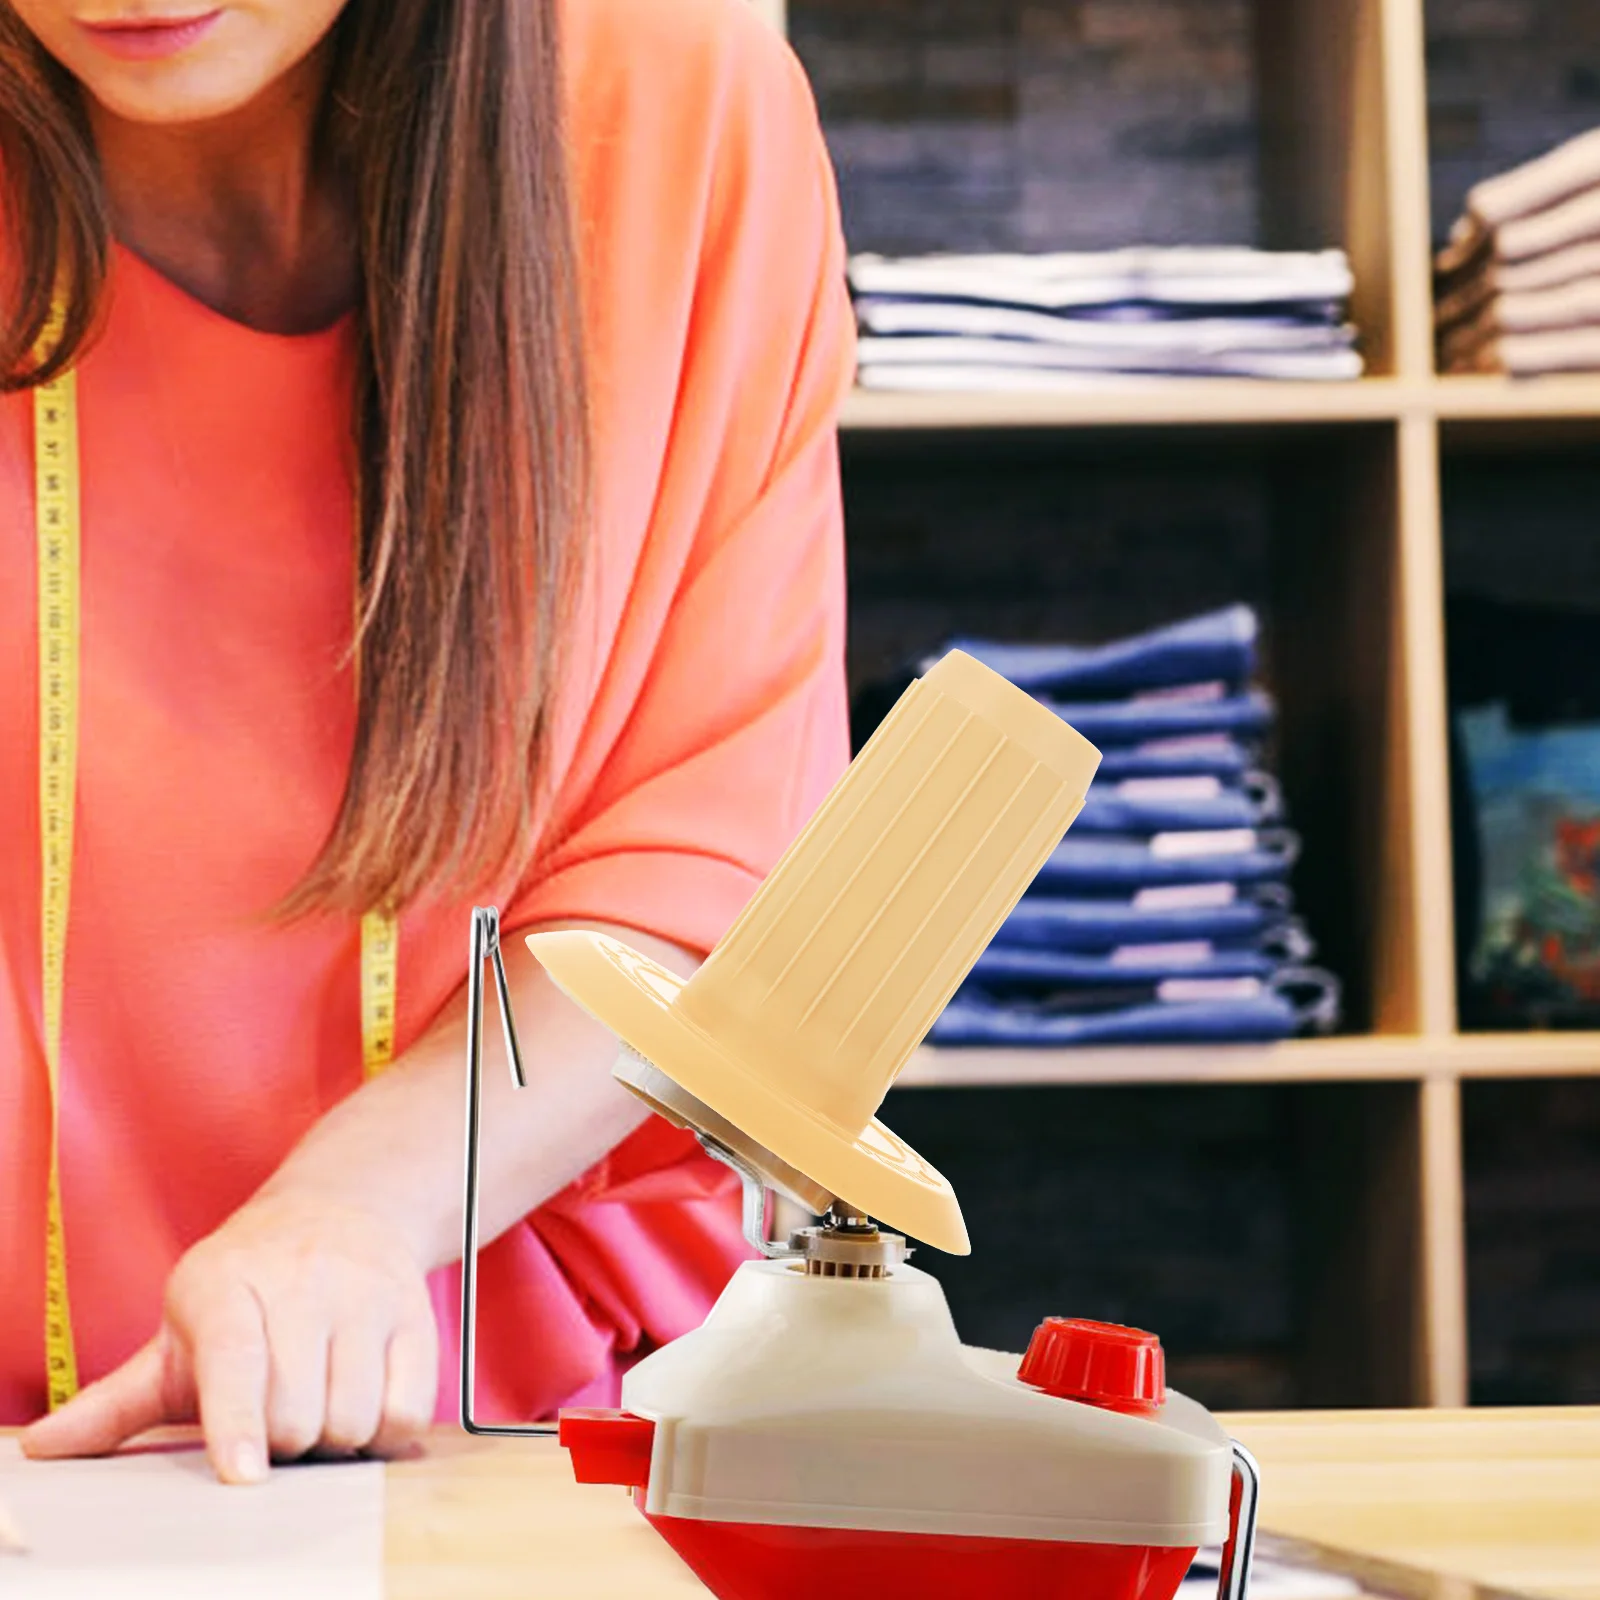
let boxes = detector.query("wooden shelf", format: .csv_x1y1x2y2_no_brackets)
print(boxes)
839,380,1407,431
1432,374,1600,420
841,377,1600,433
896,1032,1600,1089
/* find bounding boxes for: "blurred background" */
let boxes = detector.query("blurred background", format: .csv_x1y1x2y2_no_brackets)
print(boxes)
758,0,1600,1412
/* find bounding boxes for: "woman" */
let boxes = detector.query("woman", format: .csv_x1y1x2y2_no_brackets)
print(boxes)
1,0,852,1482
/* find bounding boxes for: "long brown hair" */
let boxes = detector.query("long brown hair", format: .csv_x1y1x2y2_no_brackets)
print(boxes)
0,0,588,916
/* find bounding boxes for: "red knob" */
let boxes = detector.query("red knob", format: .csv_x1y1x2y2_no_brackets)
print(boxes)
1018,1318,1166,1414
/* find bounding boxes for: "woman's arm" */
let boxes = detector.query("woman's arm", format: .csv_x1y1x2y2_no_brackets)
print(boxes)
267,922,696,1273
20,921,695,1483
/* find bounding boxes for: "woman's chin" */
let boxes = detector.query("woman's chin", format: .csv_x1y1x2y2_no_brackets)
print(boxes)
79,76,267,126
72,58,278,128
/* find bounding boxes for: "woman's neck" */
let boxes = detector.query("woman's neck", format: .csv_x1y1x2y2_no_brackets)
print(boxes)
87,42,358,335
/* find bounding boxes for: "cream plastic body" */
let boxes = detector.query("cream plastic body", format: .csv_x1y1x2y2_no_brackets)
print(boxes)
621,1259,1233,1547
528,651,1101,1255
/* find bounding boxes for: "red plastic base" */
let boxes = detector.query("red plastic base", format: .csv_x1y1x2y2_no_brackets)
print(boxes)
560,1406,1198,1600
642,1507,1197,1600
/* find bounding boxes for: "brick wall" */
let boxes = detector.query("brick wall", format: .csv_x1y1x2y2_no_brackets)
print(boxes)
1427,0,1600,243
841,431,1274,693
789,0,1600,254
1465,1080,1600,1404
788,0,1259,254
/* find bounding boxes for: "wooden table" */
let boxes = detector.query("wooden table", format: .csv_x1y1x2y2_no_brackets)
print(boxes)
386,1408,1600,1600
1226,1410,1600,1600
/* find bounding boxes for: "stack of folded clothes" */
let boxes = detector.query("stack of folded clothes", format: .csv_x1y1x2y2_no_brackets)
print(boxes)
1436,127,1600,375
847,247,1363,388
854,606,1342,1047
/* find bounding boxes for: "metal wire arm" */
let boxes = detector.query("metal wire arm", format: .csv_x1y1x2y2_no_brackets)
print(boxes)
1219,1441,1260,1600
459,906,556,1435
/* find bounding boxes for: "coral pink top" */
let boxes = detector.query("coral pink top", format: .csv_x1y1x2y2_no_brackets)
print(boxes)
0,0,853,1423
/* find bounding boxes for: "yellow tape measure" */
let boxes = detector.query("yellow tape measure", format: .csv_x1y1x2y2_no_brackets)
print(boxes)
360,911,398,1078
35,335,82,1411
34,328,398,1410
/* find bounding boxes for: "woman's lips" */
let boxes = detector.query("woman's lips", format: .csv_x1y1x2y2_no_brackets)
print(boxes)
77,9,223,60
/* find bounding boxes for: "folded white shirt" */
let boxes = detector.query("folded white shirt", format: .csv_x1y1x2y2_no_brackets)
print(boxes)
856,297,1355,352
848,247,1354,309
857,365,1176,391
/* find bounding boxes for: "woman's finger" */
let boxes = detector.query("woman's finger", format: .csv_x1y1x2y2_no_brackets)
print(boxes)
259,1300,330,1463
367,1302,438,1460
187,1283,271,1484
320,1314,386,1455
17,1338,172,1460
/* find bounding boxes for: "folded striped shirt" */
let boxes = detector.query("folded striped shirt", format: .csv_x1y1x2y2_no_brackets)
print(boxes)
1437,127,1600,275
1437,278,1600,371
1438,181,1600,276
1441,323,1600,377
856,338,1364,383
1436,236,1600,326
856,297,1357,352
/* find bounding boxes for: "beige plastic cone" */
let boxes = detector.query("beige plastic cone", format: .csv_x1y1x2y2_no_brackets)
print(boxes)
528,650,1100,1254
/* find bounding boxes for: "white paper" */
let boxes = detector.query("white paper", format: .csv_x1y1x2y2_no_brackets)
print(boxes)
0,1440,383,1600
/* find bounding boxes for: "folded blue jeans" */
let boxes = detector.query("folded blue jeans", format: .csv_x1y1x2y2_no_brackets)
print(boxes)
993,884,1294,951
930,993,1297,1044
1096,737,1254,780
1041,689,1274,746
967,922,1312,987
934,605,1258,698
1075,772,1281,834
928,968,1341,1046
1030,830,1300,894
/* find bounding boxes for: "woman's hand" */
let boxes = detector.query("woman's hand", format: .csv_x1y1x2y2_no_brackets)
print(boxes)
19,922,684,1484
20,1187,438,1484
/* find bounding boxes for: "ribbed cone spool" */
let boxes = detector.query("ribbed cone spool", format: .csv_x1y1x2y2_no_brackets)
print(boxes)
677,652,1100,1137
527,650,1101,1251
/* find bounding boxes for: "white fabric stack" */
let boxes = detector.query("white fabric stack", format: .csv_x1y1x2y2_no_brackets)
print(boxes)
1436,127,1600,376
848,247,1363,389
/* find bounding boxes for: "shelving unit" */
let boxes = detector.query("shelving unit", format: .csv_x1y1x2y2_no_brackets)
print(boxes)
782,0,1600,1410
901,1034,1600,1089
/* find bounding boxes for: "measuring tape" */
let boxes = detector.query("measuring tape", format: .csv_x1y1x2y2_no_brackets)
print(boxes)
34,326,398,1409
35,327,82,1410
360,911,398,1077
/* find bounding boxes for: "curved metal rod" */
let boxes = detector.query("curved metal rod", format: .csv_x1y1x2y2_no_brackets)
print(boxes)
459,906,556,1436
1217,1440,1261,1600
